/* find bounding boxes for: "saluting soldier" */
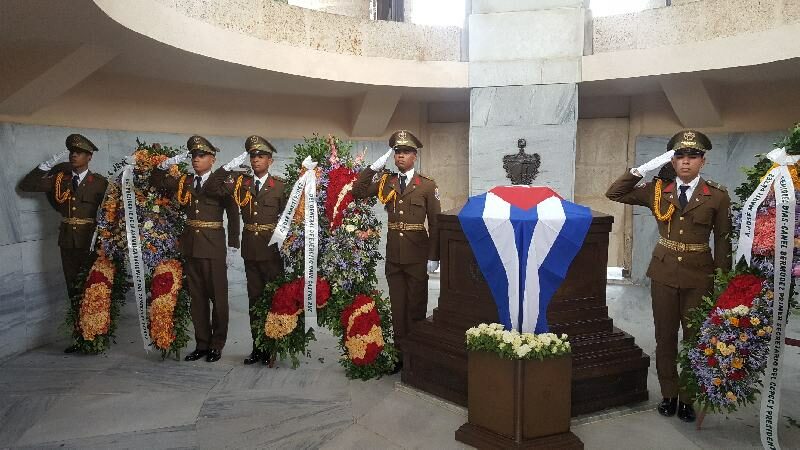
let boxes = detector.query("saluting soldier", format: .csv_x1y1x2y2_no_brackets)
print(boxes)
151,136,240,363
19,134,108,353
606,130,732,423
352,130,441,369
207,135,287,366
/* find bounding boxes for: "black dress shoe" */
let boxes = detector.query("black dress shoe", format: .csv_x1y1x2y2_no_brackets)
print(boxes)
677,402,696,422
63,344,80,354
244,349,262,365
206,349,221,362
262,351,275,367
184,349,208,361
657,397,677,417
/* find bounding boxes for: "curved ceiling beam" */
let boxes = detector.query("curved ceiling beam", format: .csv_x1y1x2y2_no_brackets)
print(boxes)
92,0,468,89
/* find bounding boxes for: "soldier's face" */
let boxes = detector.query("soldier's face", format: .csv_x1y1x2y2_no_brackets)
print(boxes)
250,154,273,175
192,153,215,174
394,149,416,172
69,150,92,169
671,153,705,182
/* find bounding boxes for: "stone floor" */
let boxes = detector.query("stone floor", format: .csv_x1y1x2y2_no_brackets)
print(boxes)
1,277,799,449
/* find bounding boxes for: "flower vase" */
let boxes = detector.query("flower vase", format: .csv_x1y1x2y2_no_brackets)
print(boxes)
455,351,583,449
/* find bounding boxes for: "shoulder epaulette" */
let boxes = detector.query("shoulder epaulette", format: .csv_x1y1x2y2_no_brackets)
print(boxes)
418,173,435,182
706,180,727,192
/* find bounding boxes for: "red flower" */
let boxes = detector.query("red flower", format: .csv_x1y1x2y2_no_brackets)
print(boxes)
271,281,303,315
352,342,382,366
325,166,358,230
316,278,331,307
740,317,751,328
715,274,764,310
341,294,376,331
729,370,745,381
84,270,108,288
711,314,723,326
740,348,750,356
707,356,717,367
151,272,174,298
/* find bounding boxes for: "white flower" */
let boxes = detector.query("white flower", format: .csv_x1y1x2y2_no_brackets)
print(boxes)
515,344,531,358
345,224,356,232
152,205,160,213
512,336,523,348
478,323,489,330
499,342,507,349
502,332,514,344
143,220,154,230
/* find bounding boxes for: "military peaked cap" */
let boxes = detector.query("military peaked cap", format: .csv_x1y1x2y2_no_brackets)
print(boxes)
245,135,276,156
65,134,98,153
668,130,712,155
389,130,423,152
187,135,217,156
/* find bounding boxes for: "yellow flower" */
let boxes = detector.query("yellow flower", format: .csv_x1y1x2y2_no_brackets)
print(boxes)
758,329,767,336
716,342,727,352
712,378,722,386
739,333,748,342
726,392,737,402
750,317,761,326
704,347,715,356
729,317,740,327
710,336,718,345
765,326,773,333
732,358,744,369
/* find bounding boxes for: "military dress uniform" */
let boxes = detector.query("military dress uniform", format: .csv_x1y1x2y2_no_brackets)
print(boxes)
151,136,240,360
207,135,287,364
352,130,441,351
605,130,732,416
18,134,108,300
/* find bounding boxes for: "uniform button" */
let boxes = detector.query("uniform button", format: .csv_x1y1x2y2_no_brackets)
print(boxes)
255,232,259,236
254,222,258,226
254,211,258,215
195,209,200,214
677,256,683,262
72,227,77,230
399,211,404,215
71,207,76,211
679,230,684,235
254,202,258,206
195,200,199,204
399,232,404,237
195,229,200,233
399,200,404,204
679,217,684,221
71,197,76,201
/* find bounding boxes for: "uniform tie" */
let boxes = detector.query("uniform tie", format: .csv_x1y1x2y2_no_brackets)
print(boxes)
72,174,79,193
255,179,261,194
195,176,202,191
679,185,689,209
399,174,407,193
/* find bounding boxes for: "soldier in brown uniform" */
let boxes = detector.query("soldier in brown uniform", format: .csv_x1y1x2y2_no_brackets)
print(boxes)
19,134,108,353
352,130,441,368
151,136,240,363
605,130,732,423
207,135,287,366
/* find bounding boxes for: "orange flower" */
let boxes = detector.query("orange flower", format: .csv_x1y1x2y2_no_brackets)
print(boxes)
79,256,115,341
729,317,740,327
148,259,183,351
265,312,299,339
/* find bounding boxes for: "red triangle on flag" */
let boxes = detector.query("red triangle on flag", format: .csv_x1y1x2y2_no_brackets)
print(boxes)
489,186,561,211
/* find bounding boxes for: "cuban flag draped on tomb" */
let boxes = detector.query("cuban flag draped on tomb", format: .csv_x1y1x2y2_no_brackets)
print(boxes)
458,186,592,333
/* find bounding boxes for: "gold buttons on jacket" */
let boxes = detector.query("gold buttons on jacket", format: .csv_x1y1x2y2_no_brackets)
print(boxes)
399,210,404,215
255,232,259,236
72,207,76,211
399,232,404,237
254,211,258,215
679,217,684,221
71,197,76,201
195,200,199,204
254,202,258,206
677,256,683,262
399,200,403,204
679,230,684,235
195,229,200,233
195,209,200,214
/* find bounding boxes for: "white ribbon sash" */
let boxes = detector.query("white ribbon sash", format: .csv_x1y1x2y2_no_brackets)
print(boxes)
121,164,151,352
736,148,797,450
269,156,319,332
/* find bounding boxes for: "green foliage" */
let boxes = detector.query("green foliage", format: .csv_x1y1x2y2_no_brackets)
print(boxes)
776,123,800,155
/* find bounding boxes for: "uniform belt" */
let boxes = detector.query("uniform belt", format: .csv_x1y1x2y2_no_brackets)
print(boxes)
388,222,426,232
62,217,95,225
658,237,710,253
186,220,223,229
244,223,276,232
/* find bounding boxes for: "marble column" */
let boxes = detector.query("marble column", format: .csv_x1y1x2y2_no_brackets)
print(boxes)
467,0,588,199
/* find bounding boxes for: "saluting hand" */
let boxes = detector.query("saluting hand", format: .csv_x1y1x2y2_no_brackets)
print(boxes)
38,150,69,171
427,260,439,273
370,149,394,171
158,151,191,170
632,150,675,177
223,151,250,171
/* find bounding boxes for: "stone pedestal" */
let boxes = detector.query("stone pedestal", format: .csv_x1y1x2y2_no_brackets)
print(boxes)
468,0,588,199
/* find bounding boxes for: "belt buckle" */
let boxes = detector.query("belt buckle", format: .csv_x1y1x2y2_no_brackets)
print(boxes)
677,242,686,252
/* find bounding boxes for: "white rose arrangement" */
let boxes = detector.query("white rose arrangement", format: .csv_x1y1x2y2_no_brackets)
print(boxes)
465,323,571,360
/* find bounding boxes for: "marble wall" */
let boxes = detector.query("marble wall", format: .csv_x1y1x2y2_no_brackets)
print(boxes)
469,84,578,198
630,131,785,284
0,121,393,362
